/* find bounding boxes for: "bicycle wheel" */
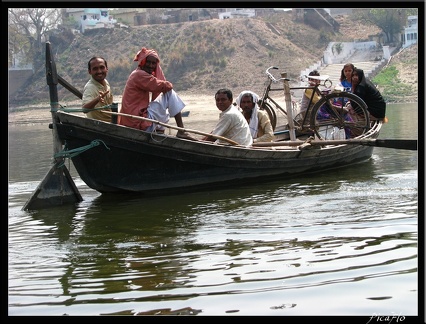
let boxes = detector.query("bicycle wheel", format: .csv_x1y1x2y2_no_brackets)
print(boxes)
259,100,277,130
310,92,370,140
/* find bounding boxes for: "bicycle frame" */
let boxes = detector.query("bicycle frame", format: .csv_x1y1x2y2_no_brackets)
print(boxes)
259,66,370,140
259,67,330,131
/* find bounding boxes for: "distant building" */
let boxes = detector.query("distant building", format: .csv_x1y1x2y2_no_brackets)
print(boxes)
9,51,32,70
80,8,117,33
218,8,256,19
401,15,417,48
62,8,85,24
110,8,142,26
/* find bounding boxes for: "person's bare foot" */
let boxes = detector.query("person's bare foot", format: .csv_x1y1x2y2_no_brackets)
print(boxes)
176,131,198,141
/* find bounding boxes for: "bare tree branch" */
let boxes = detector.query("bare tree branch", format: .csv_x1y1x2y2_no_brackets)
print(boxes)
8,8,62,67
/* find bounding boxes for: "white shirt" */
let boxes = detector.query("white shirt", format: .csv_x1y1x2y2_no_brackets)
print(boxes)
212,105,253,146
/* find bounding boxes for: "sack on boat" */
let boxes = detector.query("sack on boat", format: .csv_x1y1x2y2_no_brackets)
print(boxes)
318,126,346,140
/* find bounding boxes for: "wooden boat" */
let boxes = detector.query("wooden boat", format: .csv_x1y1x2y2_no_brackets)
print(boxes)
22,42,416,210
53,111,382,194
52,112,382,194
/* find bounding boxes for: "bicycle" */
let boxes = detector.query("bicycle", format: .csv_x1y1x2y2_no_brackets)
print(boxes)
258,66,370,140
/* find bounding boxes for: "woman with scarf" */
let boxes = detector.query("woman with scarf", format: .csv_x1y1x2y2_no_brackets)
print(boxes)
119,47,195,140
350,68,386,120
236,90,274,143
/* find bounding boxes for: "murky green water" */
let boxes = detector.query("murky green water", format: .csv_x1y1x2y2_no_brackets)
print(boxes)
8,104,419,316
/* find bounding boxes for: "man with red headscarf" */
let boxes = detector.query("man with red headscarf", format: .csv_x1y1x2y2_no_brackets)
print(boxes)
119,47,195,139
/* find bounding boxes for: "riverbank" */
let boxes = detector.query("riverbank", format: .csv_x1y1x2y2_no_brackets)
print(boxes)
8,94,223,138
8,91,417,130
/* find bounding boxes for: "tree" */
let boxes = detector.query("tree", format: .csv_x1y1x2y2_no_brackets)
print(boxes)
354,8,412,45
8,8,62,67
8,23,29,67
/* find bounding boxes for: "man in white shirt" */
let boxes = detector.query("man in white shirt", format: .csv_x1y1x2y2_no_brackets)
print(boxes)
202,88,253,146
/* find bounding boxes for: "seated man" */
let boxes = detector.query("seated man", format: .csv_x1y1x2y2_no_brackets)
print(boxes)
119,47,195,140
202,88,253,146
82,56,113,122
236,90,274,143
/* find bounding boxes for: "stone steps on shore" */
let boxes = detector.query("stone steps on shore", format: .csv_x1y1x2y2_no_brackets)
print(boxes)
318,61,382,86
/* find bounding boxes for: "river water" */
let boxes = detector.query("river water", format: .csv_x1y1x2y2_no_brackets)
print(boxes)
8,103,420,317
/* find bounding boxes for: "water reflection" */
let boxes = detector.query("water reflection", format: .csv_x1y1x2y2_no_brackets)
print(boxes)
12,162,416,315
8,104,418,315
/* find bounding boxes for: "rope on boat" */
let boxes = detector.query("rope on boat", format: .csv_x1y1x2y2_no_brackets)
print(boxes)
53,140,110,167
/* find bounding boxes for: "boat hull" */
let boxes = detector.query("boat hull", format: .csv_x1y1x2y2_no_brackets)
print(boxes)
55,112,379,195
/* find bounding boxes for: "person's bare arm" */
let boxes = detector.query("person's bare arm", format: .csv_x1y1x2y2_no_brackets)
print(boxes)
83,90,110,109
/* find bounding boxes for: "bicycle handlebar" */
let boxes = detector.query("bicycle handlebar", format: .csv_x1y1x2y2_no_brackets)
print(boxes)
302,74,333,88
265,66,290,83
323,79,333,88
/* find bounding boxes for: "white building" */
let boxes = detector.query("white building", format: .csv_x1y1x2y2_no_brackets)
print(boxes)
401,15,417,48
218,8,255,19
80,8,117,33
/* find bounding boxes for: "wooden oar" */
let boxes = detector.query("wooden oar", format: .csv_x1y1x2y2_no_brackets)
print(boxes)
103,111,240,146
253,138,417,150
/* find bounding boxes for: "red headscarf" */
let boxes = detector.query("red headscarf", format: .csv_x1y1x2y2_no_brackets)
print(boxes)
133,47,165,80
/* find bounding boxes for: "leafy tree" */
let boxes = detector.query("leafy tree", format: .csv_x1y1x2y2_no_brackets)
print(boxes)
8,23,29,67
354,8,413,45
8,8,62,67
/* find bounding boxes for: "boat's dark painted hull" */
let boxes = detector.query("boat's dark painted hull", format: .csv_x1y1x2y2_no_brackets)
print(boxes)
55,112,379,195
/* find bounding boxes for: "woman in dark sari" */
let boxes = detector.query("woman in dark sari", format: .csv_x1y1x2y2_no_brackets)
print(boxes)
351,68,386,120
